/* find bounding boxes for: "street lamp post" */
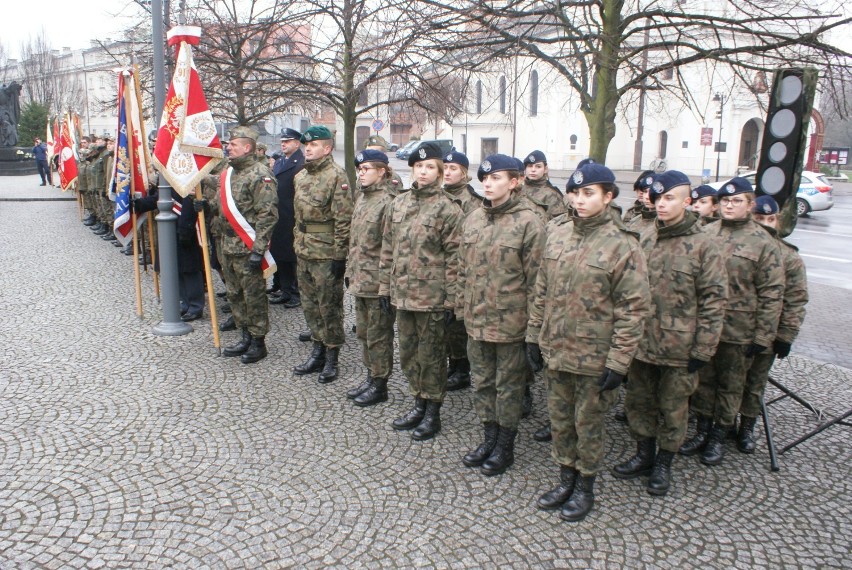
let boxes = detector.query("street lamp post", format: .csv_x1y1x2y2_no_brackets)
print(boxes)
713,92,725,182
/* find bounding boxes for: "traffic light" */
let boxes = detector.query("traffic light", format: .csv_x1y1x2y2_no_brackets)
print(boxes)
754,68,817,235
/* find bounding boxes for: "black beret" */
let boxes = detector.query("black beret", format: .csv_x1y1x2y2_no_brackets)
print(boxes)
444,151,469,169
524,150,547,165
649,170,691,203
408,142,444,166
354,149,389,167
477,154,520,182
718,176,754,196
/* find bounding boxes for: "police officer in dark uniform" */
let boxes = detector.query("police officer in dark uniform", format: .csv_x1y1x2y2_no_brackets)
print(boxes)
269,128,305,309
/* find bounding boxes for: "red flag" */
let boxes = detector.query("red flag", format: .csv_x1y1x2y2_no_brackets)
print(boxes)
58,114,78,190
152,25,224,197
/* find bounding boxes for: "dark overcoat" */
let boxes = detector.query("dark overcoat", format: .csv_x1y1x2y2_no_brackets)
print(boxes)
270,148,305,264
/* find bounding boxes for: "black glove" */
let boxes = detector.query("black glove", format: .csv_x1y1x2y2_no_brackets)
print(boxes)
744,343,766,357
344,276,350,288
687,358,707,374
444,310,456,326
379,296,393,316
525,343,543,373
773,340,792,359
178,231,194,247
193,198,208,213
331,259,347,279
597,368,625,393
248,252,263,271
131,200,142,214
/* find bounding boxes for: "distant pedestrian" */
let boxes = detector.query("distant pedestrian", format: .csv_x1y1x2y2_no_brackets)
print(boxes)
32,137,50,186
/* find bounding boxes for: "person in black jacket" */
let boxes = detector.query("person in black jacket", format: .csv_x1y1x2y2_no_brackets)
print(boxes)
269,128,305,309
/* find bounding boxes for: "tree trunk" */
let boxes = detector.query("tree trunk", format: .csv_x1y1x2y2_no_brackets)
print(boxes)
342,105,357,188
584,0,622,164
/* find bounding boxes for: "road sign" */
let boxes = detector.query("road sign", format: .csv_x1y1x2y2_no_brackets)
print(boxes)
714,142,727,153
372,119,384,132
700,127,713,146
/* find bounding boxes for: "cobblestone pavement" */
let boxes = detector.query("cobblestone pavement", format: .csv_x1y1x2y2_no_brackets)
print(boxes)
1,175,850,568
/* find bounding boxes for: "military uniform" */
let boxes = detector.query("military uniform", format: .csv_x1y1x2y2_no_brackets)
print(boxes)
622,201,643,224
77,150,93,224
523,178,567,220
626,207,657,240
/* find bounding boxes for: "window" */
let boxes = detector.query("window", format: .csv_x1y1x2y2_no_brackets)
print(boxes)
569,134,578,150
358,88,368,107
682,140,688,149
529,70,538,116
475,80,483,114
499,76,507,114
662,67,674,80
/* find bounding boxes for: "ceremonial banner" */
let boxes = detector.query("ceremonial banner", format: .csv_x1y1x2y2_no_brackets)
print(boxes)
57,114,78,190
152,25,224,197
46,118,55,163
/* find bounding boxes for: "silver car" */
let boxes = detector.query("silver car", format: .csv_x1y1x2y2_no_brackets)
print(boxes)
711,170,833,217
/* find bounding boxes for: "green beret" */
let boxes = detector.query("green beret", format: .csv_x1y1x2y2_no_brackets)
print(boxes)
301,125,333,143
228,126,259,142
364,134,388,150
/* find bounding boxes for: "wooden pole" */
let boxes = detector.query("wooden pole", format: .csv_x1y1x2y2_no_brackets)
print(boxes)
194,185,220,354
131,208,144,317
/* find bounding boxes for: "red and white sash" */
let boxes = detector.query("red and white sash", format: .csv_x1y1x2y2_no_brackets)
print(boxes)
219,167,276,278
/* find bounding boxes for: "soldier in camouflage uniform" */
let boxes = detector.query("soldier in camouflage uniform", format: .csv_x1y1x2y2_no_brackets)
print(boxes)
736,196,808,453
291,126,353,383
442,151,483,391
364,134,404,189
680,177,784,466
77,138,95,227
527,162,650,522
197,127,279,364
86,138,109,236
379,142,464,441
623,170,655,224
625,171,657,239
101,136,121,247
459,154,544,476
345,149,398,407
611,171,727,496
691,184,720,225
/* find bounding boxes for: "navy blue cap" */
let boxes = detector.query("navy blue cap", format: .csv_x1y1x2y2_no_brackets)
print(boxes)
524,150,547,165
719,176,754,196
753,195,779,215
649,170,691,202
576,158,596,169
444,151,469,169
691,184,717,201
477,154,521,182
354,149,388,167
634,170,655,191
280,128,302,141
408,142,444,166
569,163,616,190
513,157,526,172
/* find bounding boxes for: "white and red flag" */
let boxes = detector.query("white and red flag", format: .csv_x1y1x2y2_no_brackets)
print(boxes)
45,117,55,163
58,113,78,190
152,26,223,197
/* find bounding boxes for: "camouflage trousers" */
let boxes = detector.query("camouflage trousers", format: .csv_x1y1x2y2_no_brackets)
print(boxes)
626,360,698,452
82,191,96,217
397,310,447,402
354,296,395,379
741,352,776,418
446,319,468,360
546,369,618,476
468,339,527,430
220,252,269,337
692,342,751,427
97,193,113,224
297,258,345,348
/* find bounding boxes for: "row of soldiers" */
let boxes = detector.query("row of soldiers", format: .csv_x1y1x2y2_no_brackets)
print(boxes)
78,125,806,523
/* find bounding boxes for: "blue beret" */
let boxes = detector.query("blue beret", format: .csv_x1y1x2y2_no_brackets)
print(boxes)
354,149,388,167
576,158,596,169
569,163,616,190
524,150,547,165
634,170,655,191
719,176,754,196
513,157,526,172
280,128,302,141
408,142,444,166
301,125,333,142
691,184,717,201
649,170,691,202
477,154,520,182
753,195,779,215
444,151,469,169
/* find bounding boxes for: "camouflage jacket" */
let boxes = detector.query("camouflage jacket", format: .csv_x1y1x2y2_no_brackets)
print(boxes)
347,178,398,298
626,207,657,241
86,147,106,195
293,154,353,261
705,217,784,347
516,183,549,225
102,151,114,197
202,154,278,257
527,210,650,376
766,227,808,343
76,154,90,193
459,194,545,342
444,178,483,217
623,201,643,224
636,212,728,366
378,180,464,311
523,178,568,221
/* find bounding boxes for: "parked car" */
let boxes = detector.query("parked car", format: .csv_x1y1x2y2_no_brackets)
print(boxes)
710,170,833,217
388,142,399,152
395,140,421,160
396,139,455,160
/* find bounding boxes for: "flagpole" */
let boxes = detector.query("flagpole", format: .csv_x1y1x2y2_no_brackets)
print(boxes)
123,75,144,318
194,185,221,354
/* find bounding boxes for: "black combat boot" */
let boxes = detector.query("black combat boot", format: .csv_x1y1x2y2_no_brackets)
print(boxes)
521,385,533,418
737,416,758,454
240,336,267,364
446,358,471,391
223,329,252,357
612,438,656,479
297,330,312,342
533,422,552,442
83,214,96,226
481,426,517,476
293,341,326,375
346,372,373,399
318,347,339,383
411,400,442,441
537,465,577,510
700,425,728,466
92,223,109,235
462,422,499,467
614,409,628,423
392,397,427,430
647,449,675,496
560,475,596,522
218,315,236,332
679,415,713,456
354,377,388,407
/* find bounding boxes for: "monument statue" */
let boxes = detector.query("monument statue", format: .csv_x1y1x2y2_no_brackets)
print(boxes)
0,82,23,148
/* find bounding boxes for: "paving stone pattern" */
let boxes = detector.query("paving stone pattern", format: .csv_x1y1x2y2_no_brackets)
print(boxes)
0,176,850,568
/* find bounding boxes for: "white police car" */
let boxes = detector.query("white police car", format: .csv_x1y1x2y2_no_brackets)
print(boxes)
710,171,833,217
